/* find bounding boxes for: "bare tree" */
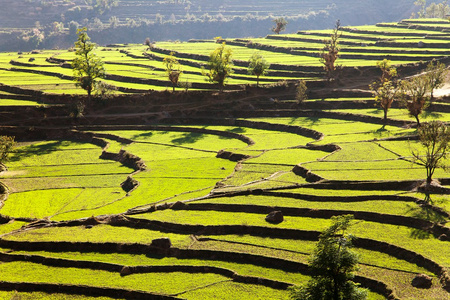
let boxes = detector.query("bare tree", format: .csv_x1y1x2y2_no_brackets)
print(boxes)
272,17,287,34
163,52,182,92
400,75,430,127
426,59,447,100
320,20,342,81
411,121,450,184
369,60,399,123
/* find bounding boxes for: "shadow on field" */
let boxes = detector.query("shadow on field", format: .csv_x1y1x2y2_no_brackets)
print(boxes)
288,116,321,127
422,110,443,119
226,127,246,134
406,194,447,239
9,140,68,162
172,132,205,145
131,131,153,139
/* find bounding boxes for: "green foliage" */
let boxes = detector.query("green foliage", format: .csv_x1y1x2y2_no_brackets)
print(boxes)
203,41,233,91
72,27,105,98
163,52,182,91
272,17,288,34
411,120,450,184
0,136,15,164
400,75,430,126
422,0,450,18
247,52,270,87
320,20,342,81
94,81,117,102
369,60,399,123
296,79,308,104
375,59,397,83
290,215,368,300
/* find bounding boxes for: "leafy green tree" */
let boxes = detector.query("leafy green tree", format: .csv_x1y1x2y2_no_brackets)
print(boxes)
400,75,430,127
203,41,233,92
272,17,288,34
248,52,270,87
320,20,341,81
411,121,450,185
163,52,183,92
0,136,15,164
371,81,400,124
72,27,106,99
376,59,397,83
290,215,367,300
369,59,399,123
426,59,447,100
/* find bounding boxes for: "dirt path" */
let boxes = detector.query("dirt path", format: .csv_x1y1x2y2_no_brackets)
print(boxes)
433,83,450,97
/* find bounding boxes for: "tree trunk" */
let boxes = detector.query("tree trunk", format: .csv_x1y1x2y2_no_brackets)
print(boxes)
333,277,339,300
415,114,421,127
427,166,434,185
383,109,388,124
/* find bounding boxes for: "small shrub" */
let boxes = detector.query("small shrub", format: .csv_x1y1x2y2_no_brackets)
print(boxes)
296,80,308,104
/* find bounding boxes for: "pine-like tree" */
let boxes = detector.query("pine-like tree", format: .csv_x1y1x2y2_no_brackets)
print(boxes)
290,215,367,300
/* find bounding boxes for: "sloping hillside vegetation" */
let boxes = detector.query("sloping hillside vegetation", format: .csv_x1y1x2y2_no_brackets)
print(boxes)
0,0,418,51
0,18,450,299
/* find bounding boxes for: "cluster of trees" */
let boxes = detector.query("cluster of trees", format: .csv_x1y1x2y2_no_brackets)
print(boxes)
370,59,447,126
413,0,450,19
72,28,450,187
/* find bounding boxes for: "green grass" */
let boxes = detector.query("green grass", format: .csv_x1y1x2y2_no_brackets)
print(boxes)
0,261,230,295
0,140,133,219
134,210,450,267
0,220,27,235
5,224,193,247
1,19,450,298
193,195,419,217
0,99,41,106
244,148,329,165
99,129,249,151
0,291,118,300
4,250,308,286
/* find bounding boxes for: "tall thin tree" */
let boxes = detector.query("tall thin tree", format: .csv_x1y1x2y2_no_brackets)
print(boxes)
72,27,105,99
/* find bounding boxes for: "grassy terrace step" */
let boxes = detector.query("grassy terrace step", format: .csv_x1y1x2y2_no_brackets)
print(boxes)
2,18,450,300
0,291,118,300
0,223,444,297
0,251,295,289
152,200,450,238
0,139,134,220
123,212,450,271
0,240,401,299
0,249,401,300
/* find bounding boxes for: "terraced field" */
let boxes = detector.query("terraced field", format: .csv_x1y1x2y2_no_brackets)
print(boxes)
1,18,450,99
0,19,450,299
